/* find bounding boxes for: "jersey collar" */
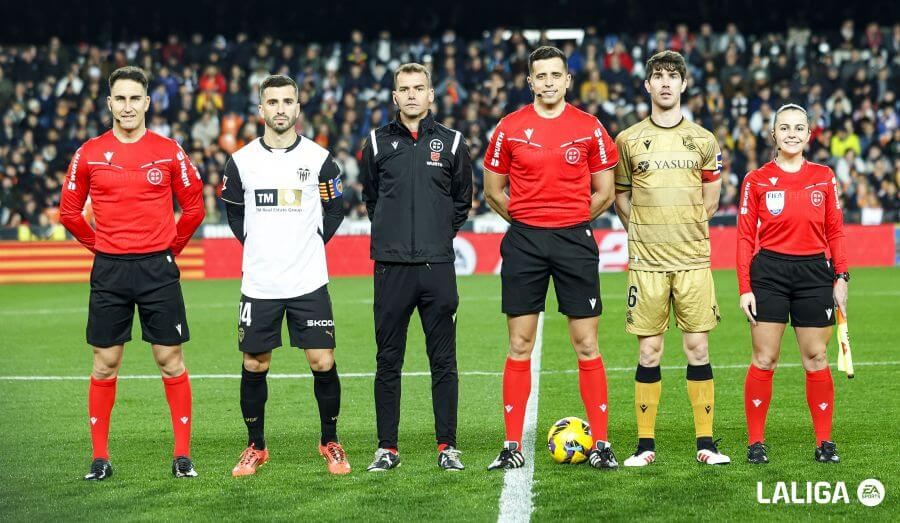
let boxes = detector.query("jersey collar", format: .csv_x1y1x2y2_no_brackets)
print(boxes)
648,115,685,129
259,134,302,153
390,110,436,137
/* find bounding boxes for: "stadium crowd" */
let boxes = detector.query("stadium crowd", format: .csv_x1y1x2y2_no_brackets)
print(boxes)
1,21,898,233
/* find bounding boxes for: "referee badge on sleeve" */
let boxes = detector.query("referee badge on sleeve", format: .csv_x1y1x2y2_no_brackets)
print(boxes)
765,191,785,216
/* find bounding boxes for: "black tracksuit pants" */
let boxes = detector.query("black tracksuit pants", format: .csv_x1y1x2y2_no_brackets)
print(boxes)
373,261,459,449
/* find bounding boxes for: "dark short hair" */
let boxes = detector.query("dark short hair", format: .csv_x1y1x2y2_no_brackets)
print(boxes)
528,46,568,74
108,66,149,92
259,74,299,101
393,63,431,88
645,51,687,82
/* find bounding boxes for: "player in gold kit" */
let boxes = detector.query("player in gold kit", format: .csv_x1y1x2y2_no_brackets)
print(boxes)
614,51,730,466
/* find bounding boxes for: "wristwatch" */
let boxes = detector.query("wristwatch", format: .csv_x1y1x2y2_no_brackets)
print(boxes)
834,272,850,282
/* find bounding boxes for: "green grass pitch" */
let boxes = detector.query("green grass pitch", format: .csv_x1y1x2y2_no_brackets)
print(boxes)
0,268,897,520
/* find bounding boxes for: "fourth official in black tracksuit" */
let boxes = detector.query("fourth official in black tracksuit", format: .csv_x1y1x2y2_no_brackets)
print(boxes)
360,111,473,454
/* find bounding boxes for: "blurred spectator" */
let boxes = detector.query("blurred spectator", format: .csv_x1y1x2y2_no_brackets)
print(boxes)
0,22,896,230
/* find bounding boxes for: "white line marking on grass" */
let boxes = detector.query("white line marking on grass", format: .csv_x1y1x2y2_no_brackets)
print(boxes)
1,361,896,382
497,312,544,523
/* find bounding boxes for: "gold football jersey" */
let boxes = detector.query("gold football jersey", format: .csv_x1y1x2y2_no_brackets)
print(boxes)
615,118,722,271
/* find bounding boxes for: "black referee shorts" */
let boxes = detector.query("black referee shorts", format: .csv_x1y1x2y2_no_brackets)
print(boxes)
87,250,189,347
501,221,601,317
750,249,836,327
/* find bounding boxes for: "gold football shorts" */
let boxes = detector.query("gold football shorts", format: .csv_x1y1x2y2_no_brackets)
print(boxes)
625,268,719,335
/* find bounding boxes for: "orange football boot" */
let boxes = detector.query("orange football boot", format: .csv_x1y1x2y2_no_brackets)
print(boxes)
232,444,269,477
318,441,351,475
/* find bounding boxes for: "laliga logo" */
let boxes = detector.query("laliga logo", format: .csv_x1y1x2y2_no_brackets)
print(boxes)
756,479,885,506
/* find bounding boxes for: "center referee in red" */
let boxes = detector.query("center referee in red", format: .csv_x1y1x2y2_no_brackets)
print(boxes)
360,63,473,472
59,66,204,481
483,46,619,471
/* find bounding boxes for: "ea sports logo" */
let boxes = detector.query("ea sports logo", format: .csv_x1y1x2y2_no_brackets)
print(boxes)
811,190,824,207
146,168,163,185
565,147,581,165
857,478,885,507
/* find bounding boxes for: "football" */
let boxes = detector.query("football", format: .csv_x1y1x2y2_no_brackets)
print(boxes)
547,416,593,464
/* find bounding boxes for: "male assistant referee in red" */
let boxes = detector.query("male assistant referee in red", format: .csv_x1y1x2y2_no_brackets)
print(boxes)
59,66,205,481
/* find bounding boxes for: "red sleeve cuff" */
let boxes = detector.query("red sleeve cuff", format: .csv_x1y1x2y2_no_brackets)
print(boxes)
702,170,721,183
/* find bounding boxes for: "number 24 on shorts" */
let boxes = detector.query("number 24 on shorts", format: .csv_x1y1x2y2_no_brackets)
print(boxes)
239,302,252,326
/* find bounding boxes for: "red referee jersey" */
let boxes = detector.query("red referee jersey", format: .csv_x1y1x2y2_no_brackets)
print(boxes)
59,130,204,255
736,160,847,294
484,103,618,227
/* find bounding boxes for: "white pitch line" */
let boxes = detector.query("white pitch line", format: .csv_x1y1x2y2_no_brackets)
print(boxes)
497,312,544,523
0,361,896,382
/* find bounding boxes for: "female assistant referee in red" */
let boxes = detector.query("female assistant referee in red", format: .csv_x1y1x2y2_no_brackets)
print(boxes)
736,104,848,465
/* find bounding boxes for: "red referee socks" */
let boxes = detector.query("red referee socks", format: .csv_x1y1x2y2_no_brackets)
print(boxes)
163,371,193,458
502,358,531,447
88,376,117,460
744,364,774,445
805,367,834,446
578,356,609,443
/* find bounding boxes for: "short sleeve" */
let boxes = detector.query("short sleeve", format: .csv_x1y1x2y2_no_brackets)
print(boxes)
614,133,632,191
701,136,722,183
587,118,619,173
483,120,511,175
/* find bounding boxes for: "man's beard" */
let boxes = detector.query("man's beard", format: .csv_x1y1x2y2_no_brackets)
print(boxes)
266,115,298,133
